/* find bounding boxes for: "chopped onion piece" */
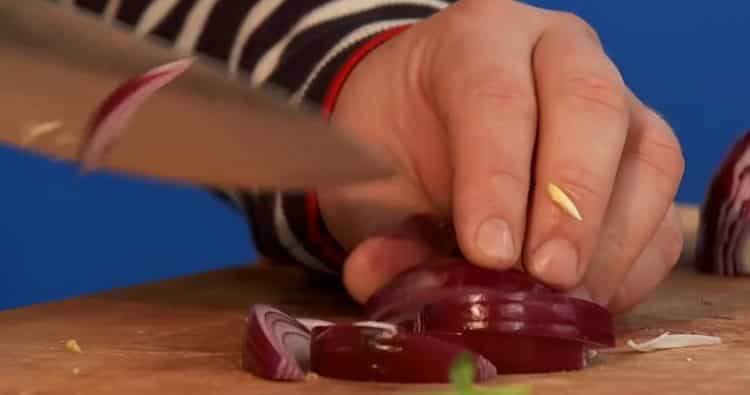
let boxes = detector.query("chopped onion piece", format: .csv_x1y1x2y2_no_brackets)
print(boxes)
241,304,311,381
79,58,195,170
626,332,722,352
310,324,497,383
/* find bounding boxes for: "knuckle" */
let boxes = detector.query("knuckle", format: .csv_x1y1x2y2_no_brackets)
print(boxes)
554,12,601,43
632,113,686,184
463,67,537,117
659,210,685,269
487,167,530,195
559,73,629,117
553,164,609,208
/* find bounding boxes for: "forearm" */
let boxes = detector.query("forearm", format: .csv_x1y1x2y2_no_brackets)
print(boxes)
52,0,452,274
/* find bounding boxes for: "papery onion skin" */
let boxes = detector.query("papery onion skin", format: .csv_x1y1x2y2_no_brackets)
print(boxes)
365,258,555,322
696,130,750,275
241,304,311,381
309,324,497,383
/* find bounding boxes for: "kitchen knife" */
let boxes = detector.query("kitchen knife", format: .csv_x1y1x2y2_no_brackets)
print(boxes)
0,1,394,189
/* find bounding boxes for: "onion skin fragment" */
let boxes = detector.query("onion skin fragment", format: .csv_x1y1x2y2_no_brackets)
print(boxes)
696,130,750,275
79,58,195,170
365,258,555,322
241,304,311,381
309,324,497,383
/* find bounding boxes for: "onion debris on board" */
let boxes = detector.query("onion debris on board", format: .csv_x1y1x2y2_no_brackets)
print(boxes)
626,332,722,353
78,58,195,170
241,259,615,383
696,130,750,275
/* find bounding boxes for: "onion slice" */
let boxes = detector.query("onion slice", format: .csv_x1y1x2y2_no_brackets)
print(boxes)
79,58,195,170
626,332,722,352
415,289,614,347
241,304,312,381
309,324,497,383
365,258,555,322
696,130,750,275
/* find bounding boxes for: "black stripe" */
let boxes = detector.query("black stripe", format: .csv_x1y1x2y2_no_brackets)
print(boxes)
195,0,259,63
117,0,152,26
303,43,359,105
75,0,107,13
267,4,438,93
243,192,297,264
237,0,328,73
150,0,198,42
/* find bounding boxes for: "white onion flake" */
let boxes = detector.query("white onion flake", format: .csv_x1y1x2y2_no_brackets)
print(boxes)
626,332,722,353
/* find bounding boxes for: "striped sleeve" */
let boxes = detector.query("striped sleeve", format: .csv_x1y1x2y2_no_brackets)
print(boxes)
55,0,452,275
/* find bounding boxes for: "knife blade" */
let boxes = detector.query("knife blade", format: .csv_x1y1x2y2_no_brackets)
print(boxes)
0,1,394,189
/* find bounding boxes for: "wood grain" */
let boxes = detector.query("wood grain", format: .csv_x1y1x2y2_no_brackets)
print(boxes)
1,205,749,395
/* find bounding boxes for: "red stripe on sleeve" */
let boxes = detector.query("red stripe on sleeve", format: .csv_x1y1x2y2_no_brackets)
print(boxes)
306,24,412,268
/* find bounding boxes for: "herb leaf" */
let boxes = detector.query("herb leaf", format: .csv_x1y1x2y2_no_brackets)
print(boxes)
449,352,476,393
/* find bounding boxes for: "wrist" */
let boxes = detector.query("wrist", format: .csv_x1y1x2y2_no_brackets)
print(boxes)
316,25,415,253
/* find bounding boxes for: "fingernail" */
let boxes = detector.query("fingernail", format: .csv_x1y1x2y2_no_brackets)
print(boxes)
476,218,515,262
530,238,579,287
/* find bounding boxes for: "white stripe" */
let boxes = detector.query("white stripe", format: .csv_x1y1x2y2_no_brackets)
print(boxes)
224,190,246,213
291,19,418,104
134,0,180,37
227,0,285,76
251,0,449,85
103,0,122,23
272,193,337,275
175,0,220,53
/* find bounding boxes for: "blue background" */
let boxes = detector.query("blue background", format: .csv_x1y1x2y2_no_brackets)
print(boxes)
1,1,747,310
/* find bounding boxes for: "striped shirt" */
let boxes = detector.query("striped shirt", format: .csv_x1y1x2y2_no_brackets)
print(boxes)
51,0,452,275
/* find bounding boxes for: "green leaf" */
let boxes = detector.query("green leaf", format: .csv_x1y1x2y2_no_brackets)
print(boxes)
449,352,476,393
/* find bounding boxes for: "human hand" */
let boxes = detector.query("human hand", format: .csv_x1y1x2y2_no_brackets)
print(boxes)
318,0,685,313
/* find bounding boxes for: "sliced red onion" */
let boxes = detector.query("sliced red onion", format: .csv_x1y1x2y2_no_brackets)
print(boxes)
415,290,614,348
365,258,555,321
696,130,750,275
79,57,195,170
426,332,587,374
241,304,311,381
309,324,497,383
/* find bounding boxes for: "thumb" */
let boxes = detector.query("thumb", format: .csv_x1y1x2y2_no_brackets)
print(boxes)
342,215,456,303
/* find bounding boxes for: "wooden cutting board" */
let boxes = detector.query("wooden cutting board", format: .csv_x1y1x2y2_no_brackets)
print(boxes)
2,206,750,395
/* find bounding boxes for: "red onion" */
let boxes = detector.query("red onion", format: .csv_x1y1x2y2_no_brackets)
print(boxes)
365,258,555,322
415,290,614,347
241,304,312,381
410,290,612,373
364,259,613,373
309,324,497,383
696,131,750,275
242,260,614,381
79,58,195,170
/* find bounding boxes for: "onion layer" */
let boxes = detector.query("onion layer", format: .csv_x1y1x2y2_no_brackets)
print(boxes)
241,304,311,381
366,258,555,322
309,324,497,383
696,130,750,275
415,290,614,347
79,58,195,170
